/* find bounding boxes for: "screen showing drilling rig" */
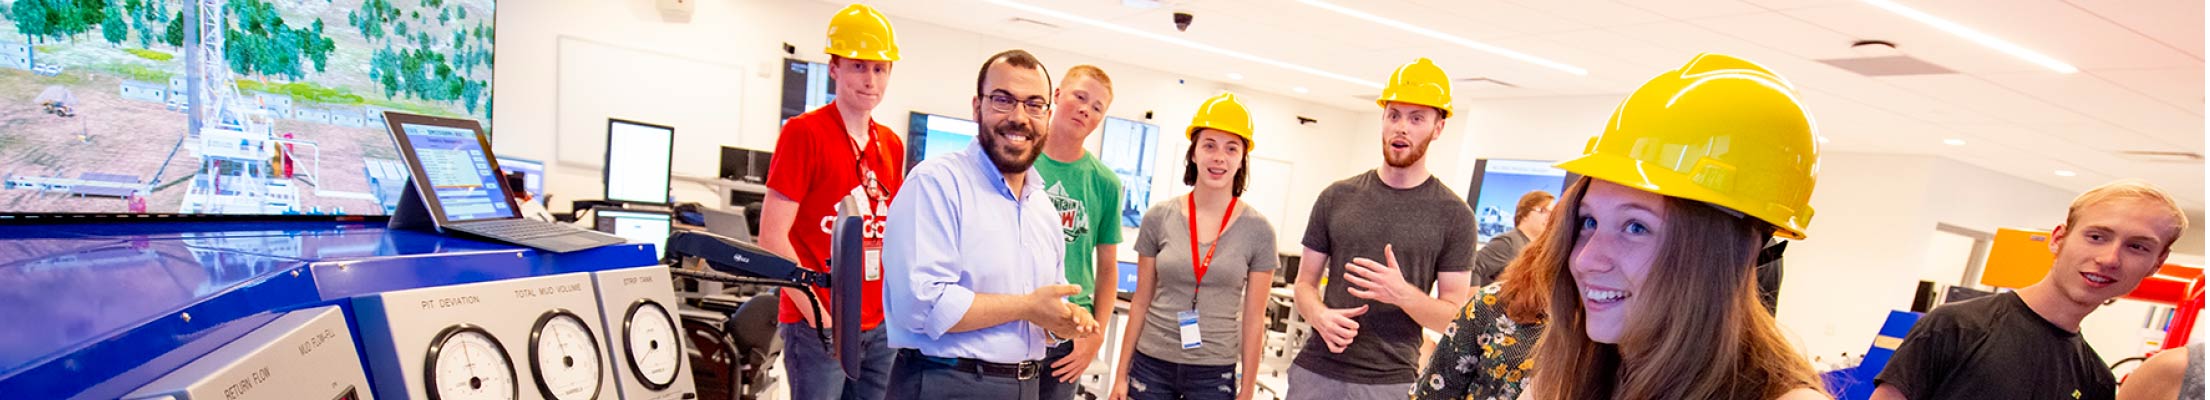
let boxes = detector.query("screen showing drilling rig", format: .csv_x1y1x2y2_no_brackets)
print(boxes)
0,0,494,216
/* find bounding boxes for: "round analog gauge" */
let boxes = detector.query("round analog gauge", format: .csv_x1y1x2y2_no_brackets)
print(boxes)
530,309,604,400
424,324,518,400
622,299,682,390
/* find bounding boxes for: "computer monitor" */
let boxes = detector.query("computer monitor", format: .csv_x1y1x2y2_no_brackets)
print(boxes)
605,119,675,205
782,58,837,124
384,112,520,225
906,112,977,170
496,156,545,204
1465,159,1573,244
719,146,773,184
594,208,673,258
700,206,755,243
1117,260,1139,295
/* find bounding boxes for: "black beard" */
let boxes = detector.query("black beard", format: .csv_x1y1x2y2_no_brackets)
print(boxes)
978,117,1045,173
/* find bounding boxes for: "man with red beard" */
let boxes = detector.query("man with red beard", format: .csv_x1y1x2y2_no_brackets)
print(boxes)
1874,180,2189,400
1287,58,1479,400
883,49,1099,400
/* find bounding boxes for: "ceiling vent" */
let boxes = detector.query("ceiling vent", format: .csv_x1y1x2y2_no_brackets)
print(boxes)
1818,55,1956,77
2118,150,2205,163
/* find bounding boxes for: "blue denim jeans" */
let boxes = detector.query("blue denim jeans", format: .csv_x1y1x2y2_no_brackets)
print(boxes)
1126,352,1236,400
781,322,896,400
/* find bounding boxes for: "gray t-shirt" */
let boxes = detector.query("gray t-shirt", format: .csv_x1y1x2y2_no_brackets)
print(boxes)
1293,170,1477,385
1133,198,1279,366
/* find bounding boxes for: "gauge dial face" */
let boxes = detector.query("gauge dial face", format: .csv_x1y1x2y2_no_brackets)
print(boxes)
623,300,681,390
530,310,604,400
425,325,518,400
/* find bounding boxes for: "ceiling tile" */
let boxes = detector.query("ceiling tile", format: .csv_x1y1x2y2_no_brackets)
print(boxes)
2061,0,2205,58
1499,0,1672,27
2091,68,2206,115
1691,12,1865,60
1875,75,2094,124
1615,0,1769,20
1980,72,2204,151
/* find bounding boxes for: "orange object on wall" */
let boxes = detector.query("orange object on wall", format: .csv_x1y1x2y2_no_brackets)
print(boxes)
1979,228,2202,305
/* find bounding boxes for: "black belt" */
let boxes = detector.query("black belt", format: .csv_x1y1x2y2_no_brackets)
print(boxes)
900,348,1042,380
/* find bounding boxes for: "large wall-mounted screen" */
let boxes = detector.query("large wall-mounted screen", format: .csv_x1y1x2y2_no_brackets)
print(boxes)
0,0,496,216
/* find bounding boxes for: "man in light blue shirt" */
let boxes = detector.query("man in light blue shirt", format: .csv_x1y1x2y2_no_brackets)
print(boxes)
883,49,1098,400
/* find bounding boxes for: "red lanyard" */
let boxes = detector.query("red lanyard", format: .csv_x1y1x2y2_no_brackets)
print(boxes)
848,129,889,218
1185,194,1237,306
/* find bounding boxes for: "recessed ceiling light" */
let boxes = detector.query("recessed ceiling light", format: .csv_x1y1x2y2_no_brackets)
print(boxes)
1227,73,1245,81
1298,0,1588,76
1293,86,1310,94
2054,170,2077,177
987,0,1382,88
1942,138,1966,146
1859,0,2078,74
1817,136,1831,144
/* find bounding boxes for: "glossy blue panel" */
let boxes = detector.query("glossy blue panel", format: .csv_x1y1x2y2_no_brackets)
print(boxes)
0,221,660,399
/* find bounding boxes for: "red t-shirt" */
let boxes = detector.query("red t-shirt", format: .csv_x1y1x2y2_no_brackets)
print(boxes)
768,102,905,330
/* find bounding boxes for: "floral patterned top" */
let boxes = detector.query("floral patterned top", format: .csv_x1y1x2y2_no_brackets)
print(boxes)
1412,282,1543,400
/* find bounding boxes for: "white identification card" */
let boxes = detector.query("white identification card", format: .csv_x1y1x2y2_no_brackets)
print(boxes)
864,248,882,281
1178,310,1202,349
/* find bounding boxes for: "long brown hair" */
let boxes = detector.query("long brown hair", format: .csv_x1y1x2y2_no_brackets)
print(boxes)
1497,216,1554,324
1526,177,1825,400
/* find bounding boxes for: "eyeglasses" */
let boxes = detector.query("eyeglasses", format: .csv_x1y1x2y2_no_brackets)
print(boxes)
986,92,1051,117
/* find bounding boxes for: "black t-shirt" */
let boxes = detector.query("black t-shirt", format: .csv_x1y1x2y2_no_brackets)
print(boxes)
1293,171,1478,384
1874,291,2115,400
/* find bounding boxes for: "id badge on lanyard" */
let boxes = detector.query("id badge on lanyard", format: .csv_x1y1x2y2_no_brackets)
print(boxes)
1181,195,1237,351
855,133,890,282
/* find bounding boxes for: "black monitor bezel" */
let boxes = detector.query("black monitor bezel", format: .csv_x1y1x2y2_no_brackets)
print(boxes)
603,118,677,206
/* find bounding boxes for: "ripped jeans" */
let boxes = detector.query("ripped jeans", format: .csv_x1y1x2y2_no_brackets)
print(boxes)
1126,352,1236,400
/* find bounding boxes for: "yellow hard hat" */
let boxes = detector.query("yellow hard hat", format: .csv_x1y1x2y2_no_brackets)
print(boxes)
1377,58,1453,118
1554,53,1820,239
824,4,900,61
1187,92,1255,149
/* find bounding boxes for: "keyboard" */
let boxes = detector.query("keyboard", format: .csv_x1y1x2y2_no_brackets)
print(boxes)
448,219,628,253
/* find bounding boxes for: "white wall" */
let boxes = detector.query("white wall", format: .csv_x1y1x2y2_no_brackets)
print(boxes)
1444,94,2208,363
491,0,1372,257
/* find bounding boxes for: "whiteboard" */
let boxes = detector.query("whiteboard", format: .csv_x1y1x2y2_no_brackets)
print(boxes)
1245,156,1293,222
555,36,745,179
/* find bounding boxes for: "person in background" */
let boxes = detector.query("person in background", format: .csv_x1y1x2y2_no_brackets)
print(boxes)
506,172,554,222
1873,179,2189,400
1289,58,1478,400
1412,215,1555,400
758,5,908,400
1522,53,1828,400
1108,93,1276,400
1473,190,1553,286
1035,65,1126,400
882,49,1098,400
2116,342,2203,400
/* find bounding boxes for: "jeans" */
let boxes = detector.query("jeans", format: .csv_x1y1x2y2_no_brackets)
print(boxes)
781,322,897,400
884,350,1041,400
1039,341,1081,400
1125,352,1236,400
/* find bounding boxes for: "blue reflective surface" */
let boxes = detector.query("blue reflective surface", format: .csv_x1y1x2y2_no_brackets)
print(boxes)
0,221,660,399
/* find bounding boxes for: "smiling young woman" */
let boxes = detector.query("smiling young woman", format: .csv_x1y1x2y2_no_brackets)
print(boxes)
1521,53,1830,400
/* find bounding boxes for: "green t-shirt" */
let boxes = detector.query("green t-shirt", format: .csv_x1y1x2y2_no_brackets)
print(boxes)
1035,151,1125,313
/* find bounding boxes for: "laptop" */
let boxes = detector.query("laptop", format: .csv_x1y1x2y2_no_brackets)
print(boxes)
382,112,627,253
593,208,674,258
699,206,755,243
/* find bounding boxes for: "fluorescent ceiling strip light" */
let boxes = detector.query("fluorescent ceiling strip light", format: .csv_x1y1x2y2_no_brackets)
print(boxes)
1859,0,2078,74
1299,0,1587,76
986,0,1382,88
